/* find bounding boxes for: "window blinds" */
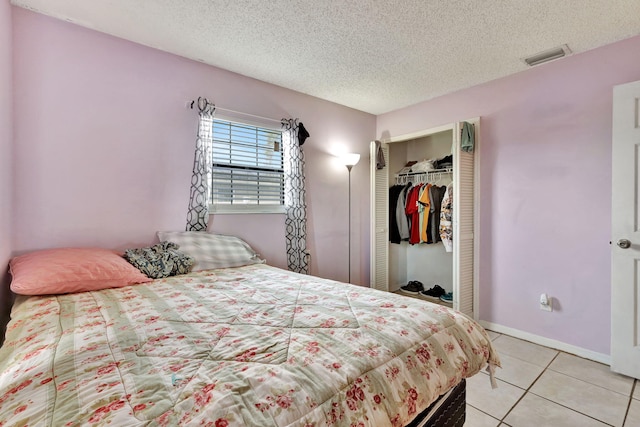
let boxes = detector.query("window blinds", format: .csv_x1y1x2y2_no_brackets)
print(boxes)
211,119,284,207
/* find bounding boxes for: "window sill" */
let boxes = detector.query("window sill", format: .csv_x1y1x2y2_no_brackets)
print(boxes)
210,205,286,215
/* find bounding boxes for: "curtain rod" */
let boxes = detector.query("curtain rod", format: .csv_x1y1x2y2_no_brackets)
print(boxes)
189,99,283,124
217,107,283,124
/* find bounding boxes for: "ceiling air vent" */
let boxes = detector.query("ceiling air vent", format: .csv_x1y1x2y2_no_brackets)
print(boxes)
524,44,571,67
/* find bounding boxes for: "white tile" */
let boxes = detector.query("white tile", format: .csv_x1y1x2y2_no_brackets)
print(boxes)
485,330,501,341
465,405,500,427
626,398,640,426
491,352,545,389
492,335,558,368
530,370,629,426
549,352,634,396
504,393,609,427
466,373,525,420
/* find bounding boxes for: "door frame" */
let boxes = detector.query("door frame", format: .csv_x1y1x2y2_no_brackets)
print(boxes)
611,80,640,378
370,118,481,319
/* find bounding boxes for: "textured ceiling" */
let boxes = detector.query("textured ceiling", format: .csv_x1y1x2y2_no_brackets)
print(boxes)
12,0,640,114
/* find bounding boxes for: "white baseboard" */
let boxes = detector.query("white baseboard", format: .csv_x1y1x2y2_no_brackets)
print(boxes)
479,320,611,366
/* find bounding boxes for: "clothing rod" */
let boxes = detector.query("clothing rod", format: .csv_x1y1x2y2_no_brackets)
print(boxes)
394,168,453,186
395,168,453,177
189,100,283,124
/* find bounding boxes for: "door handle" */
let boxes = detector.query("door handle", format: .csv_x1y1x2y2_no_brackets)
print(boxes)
617,239,632,249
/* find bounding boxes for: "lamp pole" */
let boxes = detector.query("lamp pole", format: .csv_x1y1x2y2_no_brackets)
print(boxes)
341,152,359,284
347,164,353,283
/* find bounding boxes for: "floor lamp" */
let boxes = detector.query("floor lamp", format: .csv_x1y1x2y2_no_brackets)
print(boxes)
341,153,360,283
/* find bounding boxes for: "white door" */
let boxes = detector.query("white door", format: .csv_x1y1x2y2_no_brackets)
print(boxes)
611,79,640,379
370,141,389,291
453,119,479,318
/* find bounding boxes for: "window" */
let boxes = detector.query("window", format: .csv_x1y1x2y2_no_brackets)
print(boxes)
211,118,285,213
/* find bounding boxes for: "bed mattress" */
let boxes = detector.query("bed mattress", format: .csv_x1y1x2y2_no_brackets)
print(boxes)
0,264,498,426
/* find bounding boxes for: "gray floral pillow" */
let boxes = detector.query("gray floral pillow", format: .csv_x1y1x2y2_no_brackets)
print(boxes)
124,241,194,279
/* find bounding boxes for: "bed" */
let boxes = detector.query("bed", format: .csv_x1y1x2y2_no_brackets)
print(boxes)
0,240,499,427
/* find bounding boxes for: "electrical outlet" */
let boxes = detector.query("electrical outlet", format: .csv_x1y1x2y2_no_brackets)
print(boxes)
539,293,552,312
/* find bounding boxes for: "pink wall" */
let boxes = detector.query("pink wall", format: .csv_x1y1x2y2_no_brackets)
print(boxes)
0,0,14,340
11,8,375,285
13,5,639,356
377,35,640,355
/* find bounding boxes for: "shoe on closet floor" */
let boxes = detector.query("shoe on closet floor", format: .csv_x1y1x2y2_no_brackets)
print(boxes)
400,281,424,295
420,284,446,301
439,292,453,303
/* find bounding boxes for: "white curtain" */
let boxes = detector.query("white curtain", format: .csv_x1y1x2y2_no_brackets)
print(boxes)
186,97,216,231
282,119,310,274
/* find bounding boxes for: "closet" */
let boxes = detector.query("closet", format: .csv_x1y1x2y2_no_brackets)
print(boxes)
370,119,479,318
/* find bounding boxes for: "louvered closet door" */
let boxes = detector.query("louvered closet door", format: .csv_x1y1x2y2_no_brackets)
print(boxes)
370,141,389,291
453,120,478,317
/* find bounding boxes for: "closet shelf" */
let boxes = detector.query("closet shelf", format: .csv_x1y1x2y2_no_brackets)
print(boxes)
395,168,453,185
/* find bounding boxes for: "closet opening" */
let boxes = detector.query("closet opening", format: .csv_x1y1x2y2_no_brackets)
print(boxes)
389,130,454,306
370,118,479,318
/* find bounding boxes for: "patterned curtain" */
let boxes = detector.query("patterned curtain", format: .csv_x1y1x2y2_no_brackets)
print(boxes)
281,119,310,274
186,97,216,231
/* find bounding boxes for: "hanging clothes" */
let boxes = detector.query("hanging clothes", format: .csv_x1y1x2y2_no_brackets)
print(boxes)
405,184,423,245
440,182,454,252
461,122,475,152
389,185,404,244
428,185,447,243
375,140,386,170
396,183,412,241
418,184,432,243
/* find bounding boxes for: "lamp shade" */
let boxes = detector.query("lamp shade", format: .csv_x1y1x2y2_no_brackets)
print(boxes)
341,153,361,167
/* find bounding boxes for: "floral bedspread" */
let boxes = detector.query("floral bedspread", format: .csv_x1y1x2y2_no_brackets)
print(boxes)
0,264,499,426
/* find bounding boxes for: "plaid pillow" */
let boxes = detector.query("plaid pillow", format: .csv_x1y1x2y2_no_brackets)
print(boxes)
156,231,265,271
124,241,195,279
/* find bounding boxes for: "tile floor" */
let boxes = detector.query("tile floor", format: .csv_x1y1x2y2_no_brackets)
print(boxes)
465,330,639,427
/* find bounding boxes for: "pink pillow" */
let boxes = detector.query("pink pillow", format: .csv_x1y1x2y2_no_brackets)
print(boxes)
9,247,153,296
